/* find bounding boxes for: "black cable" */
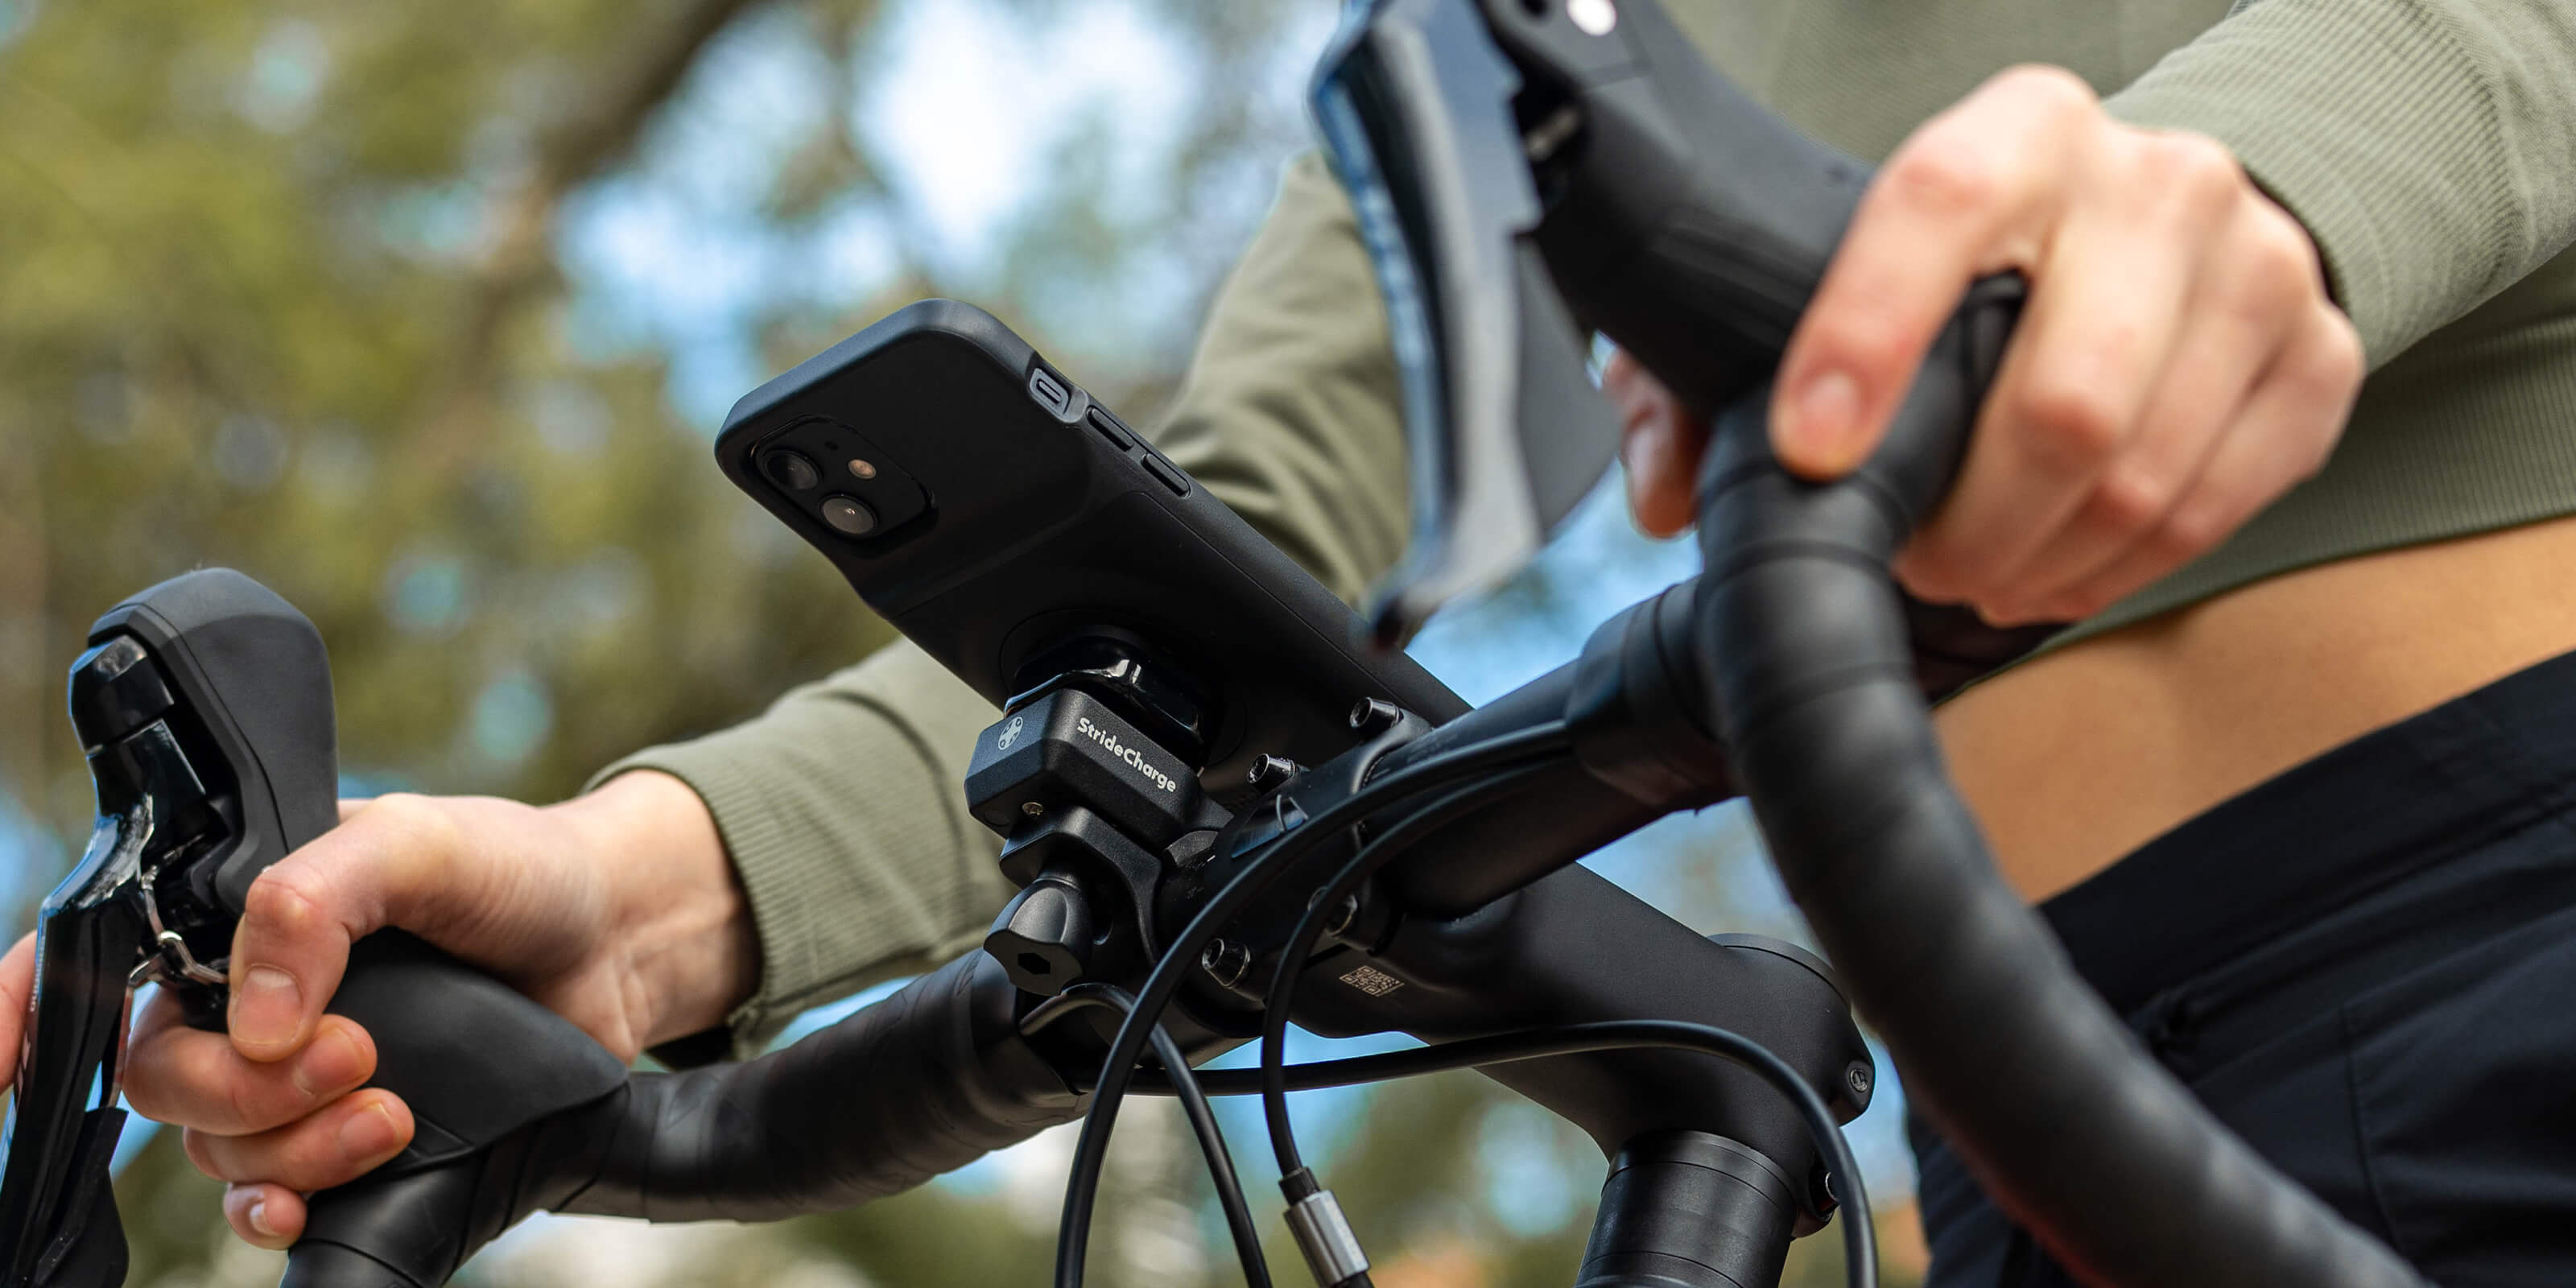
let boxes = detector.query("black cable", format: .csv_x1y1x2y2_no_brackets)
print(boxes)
1258,762,1561,1178
1037,985,1271,1288
1052,721,1573,1288
1132,1021,1876,1288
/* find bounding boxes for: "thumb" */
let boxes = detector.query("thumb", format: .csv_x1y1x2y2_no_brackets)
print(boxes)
0,932,33,1095
1769,366,1876,481
1604,349,1708,539
225,796,457,1062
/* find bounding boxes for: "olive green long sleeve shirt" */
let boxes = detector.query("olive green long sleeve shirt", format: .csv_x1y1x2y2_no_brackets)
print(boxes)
605,0,2576,1051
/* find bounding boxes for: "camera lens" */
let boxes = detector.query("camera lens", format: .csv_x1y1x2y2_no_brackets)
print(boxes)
819,494,878,537
763,449,820,492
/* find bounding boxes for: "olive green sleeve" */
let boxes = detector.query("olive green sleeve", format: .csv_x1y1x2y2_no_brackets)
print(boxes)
1154,151,1409,606
2103,0,2576,365
594,152,1400,1055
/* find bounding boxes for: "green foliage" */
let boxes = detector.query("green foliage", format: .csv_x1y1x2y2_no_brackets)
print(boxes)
2,0,877,837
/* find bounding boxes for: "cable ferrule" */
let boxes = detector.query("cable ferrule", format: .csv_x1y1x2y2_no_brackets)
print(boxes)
1283,1188,1369,1287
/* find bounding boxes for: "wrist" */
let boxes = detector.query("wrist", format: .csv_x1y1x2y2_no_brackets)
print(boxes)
559,770,760,1048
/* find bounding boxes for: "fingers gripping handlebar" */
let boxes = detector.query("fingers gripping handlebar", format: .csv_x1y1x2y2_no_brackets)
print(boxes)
0,572,1083,1287
0,572,635,1288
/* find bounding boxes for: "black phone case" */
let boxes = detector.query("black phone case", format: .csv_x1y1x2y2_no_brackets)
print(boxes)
713,299,1467,802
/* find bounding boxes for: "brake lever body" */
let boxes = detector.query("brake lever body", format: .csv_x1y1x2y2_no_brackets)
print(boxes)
1315,0,2047,675
2,571,625,1288
0,571,335,1288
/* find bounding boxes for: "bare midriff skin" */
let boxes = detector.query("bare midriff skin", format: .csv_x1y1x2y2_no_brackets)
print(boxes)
1939,511,2576,903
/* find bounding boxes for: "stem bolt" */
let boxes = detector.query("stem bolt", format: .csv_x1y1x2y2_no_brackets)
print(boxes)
1845,1062,1874,1101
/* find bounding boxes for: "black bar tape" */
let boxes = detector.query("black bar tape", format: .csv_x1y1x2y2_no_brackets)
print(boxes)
1691,296,2428,1288
280,952,1080,1287
564,950,1080,1222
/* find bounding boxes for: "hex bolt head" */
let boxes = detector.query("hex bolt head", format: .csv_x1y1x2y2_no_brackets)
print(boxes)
1201,939,1252,989
1844,1062,1874,1100
1348,697,1403,737
1248,753,1302,794
1326,893,1360,938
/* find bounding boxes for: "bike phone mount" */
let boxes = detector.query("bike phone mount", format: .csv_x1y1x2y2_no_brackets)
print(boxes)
967,624,1875,1288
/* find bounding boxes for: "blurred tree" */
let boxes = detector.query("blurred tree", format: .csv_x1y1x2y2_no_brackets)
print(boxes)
1,0,1323,1279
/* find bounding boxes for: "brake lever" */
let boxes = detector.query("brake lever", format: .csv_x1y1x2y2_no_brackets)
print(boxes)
0,807,147,1288
1314,0,1624,642
0,572,341,1286
1315,0,2046,675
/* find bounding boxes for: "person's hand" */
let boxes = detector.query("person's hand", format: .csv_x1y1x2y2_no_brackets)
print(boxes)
0,770,756,1250
1615,65,2365,624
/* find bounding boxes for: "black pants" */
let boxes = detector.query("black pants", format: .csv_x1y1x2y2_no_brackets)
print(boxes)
1916,647,2576,1288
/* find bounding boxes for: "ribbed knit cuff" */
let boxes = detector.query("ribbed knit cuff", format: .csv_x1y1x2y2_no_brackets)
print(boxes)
2105,0,2537,364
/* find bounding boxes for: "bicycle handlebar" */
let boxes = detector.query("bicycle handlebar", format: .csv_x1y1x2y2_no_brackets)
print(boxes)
560,951,1079,1224
285,952,1081,1285
1690,305,2429,1287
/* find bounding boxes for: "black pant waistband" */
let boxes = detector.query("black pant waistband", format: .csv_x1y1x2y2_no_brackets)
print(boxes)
2041,646,2576,1019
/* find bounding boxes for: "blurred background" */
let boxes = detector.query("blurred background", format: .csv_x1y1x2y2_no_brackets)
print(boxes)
0,0,1930,1283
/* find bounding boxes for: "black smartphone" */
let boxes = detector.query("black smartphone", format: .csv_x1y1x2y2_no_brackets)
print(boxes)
713,299,1465,801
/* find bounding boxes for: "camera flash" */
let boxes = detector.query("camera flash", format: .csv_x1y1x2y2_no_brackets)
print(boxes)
848,459,878,480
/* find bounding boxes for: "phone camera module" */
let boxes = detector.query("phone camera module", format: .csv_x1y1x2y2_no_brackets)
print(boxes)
763,449,821,492
819,494,879,537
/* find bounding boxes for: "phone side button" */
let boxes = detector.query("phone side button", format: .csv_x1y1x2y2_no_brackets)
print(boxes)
1087,406,1135,449
1140,452,1191,496
1030,366,1079,421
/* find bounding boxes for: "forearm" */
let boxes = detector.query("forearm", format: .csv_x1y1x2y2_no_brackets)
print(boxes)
2102,0,2576,363
560,770,759,1049
593,642,1013,1055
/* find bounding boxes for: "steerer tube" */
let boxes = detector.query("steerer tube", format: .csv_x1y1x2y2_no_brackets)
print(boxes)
1576,1132,1803,1288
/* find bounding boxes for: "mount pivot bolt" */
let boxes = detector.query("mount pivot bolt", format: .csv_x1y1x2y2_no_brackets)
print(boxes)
1249,753,1302,794
1348,698,1403,737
